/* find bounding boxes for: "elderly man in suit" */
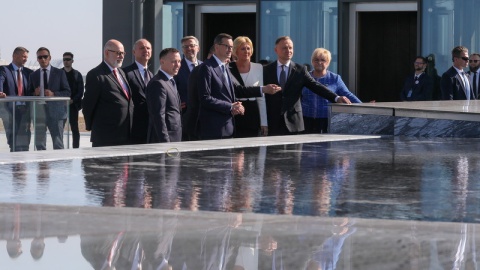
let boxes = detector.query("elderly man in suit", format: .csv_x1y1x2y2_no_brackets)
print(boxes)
146,48,182,143
83,39,134,147
0,47,33,151
197,33,281,140
123,38,153,144
27,47,71,150
263,36,351,136
175,36,203,141
441,46,474,100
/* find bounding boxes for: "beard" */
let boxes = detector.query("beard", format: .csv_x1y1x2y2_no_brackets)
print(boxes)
111,60,123,68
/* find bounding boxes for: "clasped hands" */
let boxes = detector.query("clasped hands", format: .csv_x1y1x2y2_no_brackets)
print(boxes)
231,101,244,116
34,87,55,97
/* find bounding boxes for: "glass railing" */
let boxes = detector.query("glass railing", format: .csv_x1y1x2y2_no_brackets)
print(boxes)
0,97,70,152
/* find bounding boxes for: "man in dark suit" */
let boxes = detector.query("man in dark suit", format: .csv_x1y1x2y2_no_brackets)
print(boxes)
174,36,202,141
468,53,480,99
263,36,351,136
123,38,153,144
83,39,134,147
146,48,182,143
441,46,474,100
27,47,71,150
197,33,281,140
61,52,84,148
0,47,33,151
400,56,433,101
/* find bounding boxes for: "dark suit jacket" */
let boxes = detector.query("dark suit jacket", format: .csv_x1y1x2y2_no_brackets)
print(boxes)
184,64,202,140
400,73,433,101
83,62,134,146
174,57,202,106
440,66,475,100
263,61,337,134
0,64,33,97
146,71,182,143
27,66,71,120
122,62,153,144
197,57,262,139
62,68,84,111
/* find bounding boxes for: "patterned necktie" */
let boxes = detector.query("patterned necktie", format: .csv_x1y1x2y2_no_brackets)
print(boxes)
113,69,130,99
17,68,23,96
170,78,176,89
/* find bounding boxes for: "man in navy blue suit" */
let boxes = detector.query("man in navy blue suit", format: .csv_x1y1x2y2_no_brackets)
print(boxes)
174,36,202,141
441,46,474,100
146,48,183,143
27,47,71,150
197,33,281,140
400,56,433,101
0,47,33,151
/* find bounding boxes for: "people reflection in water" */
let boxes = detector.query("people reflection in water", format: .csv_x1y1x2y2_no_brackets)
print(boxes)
6,204,22,259
30,207,45,260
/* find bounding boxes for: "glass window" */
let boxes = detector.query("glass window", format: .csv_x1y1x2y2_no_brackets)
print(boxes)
260,0,338,72
162,2,184,50
422,0,480,73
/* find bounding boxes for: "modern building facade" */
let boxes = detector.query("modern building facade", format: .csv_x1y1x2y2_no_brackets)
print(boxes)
103,0,479,102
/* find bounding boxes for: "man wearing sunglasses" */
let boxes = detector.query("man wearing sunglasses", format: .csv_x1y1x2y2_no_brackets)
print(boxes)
440,46,474,100
27,47,71,150
468,53,480,99
61,52,84,148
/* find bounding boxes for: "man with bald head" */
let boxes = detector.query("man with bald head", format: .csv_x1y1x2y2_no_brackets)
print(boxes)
83,39,134,147
123,38,153,144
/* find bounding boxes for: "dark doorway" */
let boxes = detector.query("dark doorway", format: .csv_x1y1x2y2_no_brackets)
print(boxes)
357,11,417,102
201,13,256,61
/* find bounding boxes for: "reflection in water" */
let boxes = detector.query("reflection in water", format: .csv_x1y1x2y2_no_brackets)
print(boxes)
3,203,480,269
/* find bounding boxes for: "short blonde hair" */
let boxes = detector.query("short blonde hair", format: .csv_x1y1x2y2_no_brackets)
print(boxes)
232,36,254,58
311,48,331,65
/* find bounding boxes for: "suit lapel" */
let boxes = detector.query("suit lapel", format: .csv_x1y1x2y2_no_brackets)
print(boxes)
133,67,145,88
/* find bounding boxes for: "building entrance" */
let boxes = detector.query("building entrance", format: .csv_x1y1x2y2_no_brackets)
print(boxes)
357,11,417,102
201,13,256,60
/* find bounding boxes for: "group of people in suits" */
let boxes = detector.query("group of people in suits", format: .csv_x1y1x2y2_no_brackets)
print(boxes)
400,46,480,102
82,34,353,147
0,47,74,151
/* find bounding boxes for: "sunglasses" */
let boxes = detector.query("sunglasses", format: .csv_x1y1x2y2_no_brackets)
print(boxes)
469,59,480,63
37,55,49,60
459,57,469,61
63,58,72,61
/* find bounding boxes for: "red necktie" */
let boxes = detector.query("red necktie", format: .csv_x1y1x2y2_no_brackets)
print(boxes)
113,69,130,99
17,69,23,96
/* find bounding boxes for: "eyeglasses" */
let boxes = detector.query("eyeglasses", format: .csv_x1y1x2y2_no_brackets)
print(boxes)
217,43,233,51
63,58,72,61
37,55,49,60
457,56,469,61
469,59,480,63
414,62,425,65
182,44,198,49
108,49,126,57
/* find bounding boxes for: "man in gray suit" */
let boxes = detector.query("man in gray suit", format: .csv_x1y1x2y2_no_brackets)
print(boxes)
27,47,71,150
83,39,134,147
146,48,182,143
